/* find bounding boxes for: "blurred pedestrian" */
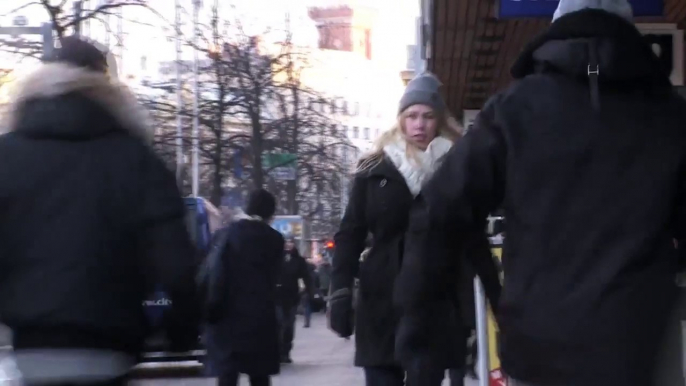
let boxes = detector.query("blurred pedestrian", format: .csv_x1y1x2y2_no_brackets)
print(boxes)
0,35,199,386
407,0,686,385
329,72,501,386
204,189,284,386
276,238,313,363
301,259,320,328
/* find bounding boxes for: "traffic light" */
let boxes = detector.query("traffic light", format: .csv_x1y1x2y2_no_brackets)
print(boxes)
325,241,334,249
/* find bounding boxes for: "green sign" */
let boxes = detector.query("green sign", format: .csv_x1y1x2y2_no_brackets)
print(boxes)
262,153,297,180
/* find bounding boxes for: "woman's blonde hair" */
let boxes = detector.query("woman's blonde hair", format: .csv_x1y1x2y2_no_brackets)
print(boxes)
356,109,463,173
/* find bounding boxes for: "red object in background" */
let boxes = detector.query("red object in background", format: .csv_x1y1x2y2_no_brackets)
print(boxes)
490,369,508,386
325,241,335,249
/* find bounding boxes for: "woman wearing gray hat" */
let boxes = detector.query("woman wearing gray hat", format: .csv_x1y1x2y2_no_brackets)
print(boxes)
328,73,501,385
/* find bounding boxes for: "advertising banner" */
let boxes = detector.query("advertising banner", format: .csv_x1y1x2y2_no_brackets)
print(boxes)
272,216,304,239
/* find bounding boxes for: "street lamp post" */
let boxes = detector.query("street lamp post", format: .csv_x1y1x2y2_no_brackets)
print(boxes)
191,0,201,197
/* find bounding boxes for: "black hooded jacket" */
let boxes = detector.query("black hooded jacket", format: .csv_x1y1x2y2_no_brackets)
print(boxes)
408,10,686,386
0,63,199,354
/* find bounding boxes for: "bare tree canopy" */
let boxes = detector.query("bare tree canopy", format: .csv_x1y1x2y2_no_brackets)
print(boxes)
142,5,351,235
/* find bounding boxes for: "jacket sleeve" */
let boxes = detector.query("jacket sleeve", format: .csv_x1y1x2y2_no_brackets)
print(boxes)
138,152,199,350
331,175,368,293
420,95,507,233
462,231,502,313
298,258,314,297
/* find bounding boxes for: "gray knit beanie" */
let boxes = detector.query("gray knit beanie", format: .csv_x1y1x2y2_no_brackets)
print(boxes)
552,0,633,22
398,72,446,114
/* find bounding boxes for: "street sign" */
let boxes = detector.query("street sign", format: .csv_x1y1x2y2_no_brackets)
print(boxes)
263,153,297,181
272,216,304,239
498,0,663,18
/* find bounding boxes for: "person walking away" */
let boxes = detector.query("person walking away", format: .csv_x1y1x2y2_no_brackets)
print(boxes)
402,1,686,385
276,238,313,364
328,72,501,386
204,189,284,386
302,259,320,328
0,36,199,386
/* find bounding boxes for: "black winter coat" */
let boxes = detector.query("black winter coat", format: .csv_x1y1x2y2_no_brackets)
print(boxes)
277,248,312,307
0,63,199,355
333,158,501,368
204,218,284,377
414,10,686,386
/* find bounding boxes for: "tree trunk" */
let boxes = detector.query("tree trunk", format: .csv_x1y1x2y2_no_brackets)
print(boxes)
251,116,265,188
210,162,223,207
287,179,298,214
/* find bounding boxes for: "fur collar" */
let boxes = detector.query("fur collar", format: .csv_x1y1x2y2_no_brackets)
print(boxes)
383,135,453,196
2,63,152,142
232,209,265,222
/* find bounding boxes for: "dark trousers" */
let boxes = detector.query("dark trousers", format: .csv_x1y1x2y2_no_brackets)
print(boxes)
218,373,270,386
276,303,297,357
302,295,312,327
449,368,465,386
364,364,444,386
28,377,127,386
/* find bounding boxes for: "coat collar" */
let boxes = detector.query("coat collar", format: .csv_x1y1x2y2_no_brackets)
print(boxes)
2,63,153,142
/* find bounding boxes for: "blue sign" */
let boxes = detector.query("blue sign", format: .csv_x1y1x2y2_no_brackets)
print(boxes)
498,0,663,18
271,216,304,239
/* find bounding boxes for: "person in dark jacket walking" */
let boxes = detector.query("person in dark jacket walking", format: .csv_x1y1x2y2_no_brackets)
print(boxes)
0,36,199,386
404,1,686,385
301,260,320,328
329,72,501,386
276,238,312,363
204,189,284,386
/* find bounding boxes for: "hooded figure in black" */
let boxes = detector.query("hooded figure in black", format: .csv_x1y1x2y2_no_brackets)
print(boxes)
204,189,284,386
329,72,501,386
0,36,199,386
400,1,686,385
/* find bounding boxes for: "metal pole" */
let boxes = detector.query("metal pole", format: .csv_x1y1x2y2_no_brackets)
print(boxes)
175,0,184,186
474,277,490,386
73,1,82,37
191,0,200,197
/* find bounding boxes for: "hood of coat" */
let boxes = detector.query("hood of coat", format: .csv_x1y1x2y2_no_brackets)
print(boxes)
383,134,453,196
2,63,153,142
511,9,672,95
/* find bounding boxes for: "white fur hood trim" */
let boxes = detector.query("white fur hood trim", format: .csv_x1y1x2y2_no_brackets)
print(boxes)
232,209,265,222
2,63,152,142
383,135,453,196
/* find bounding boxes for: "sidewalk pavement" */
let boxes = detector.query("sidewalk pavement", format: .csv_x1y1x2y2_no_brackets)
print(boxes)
131,313,479,386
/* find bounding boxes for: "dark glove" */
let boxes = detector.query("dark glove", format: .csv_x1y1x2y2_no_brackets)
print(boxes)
328,288,354,338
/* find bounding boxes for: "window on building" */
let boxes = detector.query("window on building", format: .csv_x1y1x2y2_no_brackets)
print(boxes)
353,127,359,139
331,124,338,136
330,99,337,114
140,55,147,71
363,127,370,140
343,126,349,137
342,100,349,115
352,102,360,116
375,128,380,138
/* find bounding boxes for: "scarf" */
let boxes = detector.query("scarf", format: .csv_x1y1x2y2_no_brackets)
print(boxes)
383,135,453,196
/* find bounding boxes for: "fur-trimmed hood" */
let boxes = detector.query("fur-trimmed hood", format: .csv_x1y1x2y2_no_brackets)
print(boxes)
2,63,152,142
